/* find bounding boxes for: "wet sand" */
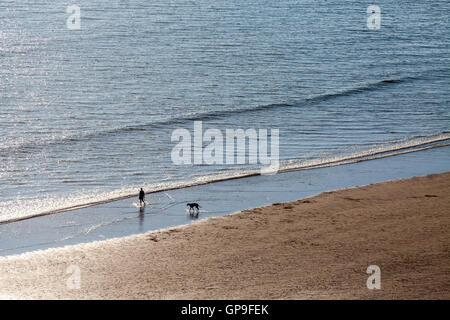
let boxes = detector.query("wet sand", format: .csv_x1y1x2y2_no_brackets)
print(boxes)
0,172,449,299
2,145,450,257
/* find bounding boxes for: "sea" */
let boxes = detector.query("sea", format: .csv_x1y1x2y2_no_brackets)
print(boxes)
0,0,449,223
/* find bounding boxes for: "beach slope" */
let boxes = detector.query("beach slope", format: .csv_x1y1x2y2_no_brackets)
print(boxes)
0,172,449,299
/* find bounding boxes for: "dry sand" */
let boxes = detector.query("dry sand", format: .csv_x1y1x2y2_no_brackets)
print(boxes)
0,172,449,299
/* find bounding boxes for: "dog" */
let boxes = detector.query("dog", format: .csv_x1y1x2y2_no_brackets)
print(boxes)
187,203,200,215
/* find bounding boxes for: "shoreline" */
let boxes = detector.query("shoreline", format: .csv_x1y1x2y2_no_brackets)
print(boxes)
0,172,449,299
1,136,449,226
1,145,450,257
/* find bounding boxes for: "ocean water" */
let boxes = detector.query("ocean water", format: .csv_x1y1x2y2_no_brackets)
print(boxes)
0,0,449,223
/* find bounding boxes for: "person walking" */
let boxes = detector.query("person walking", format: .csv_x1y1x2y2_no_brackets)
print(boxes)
139,188,146,207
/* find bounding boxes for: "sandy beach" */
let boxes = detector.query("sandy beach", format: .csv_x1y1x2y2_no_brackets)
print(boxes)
0,172,449,300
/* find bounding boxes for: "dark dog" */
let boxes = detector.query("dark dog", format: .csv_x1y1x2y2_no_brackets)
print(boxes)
187,203,200,215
